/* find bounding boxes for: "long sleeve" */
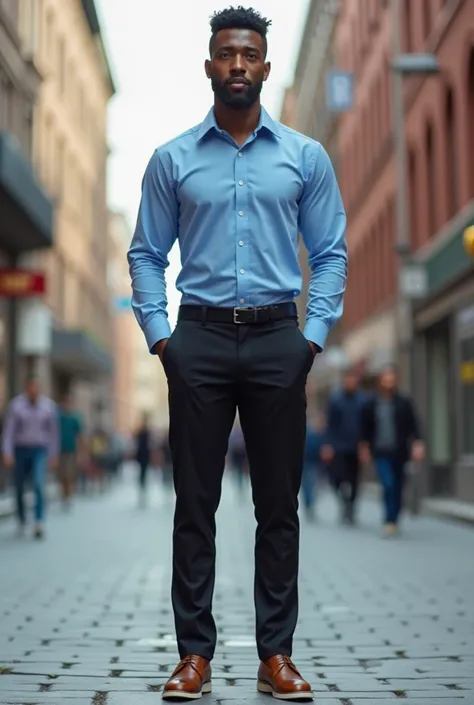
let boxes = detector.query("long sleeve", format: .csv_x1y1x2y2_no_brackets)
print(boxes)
298,144,347,350
325,396,338,447
128,149,178,353
2,402,16,457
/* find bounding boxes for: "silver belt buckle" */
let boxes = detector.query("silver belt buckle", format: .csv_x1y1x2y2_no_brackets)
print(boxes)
233,306,253,324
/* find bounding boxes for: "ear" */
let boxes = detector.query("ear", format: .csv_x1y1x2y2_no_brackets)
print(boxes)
263,61,271,82
204,59,212,79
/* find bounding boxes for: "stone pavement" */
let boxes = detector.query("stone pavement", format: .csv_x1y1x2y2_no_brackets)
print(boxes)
0,469,473,705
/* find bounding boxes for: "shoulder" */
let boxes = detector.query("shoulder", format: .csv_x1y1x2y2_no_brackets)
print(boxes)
40,397,57,413
154,124,201,159
276,123,332,174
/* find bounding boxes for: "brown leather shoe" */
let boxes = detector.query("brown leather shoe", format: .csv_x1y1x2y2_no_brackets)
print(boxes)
257,655,313,700
162,655,212,700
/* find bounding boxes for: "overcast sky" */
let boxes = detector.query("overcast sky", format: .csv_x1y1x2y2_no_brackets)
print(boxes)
96,0,309,324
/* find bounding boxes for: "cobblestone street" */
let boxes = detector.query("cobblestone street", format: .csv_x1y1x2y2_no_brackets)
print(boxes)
0,470,473,705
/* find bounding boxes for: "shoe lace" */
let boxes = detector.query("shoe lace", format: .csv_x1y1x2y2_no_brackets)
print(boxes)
274,655,301,676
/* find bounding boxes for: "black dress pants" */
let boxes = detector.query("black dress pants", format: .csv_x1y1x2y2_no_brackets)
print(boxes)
162,316,314,662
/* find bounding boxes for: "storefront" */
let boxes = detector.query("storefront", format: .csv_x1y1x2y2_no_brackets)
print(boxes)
413,204,474,501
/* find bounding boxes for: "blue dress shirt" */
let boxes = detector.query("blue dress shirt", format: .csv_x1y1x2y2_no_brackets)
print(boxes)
128,107,347,353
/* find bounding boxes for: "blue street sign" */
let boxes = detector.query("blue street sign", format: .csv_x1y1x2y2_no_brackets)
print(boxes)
114,295,132,312
326,71,354,112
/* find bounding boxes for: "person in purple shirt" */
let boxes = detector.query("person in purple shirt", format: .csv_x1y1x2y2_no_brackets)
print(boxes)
2,377,59,539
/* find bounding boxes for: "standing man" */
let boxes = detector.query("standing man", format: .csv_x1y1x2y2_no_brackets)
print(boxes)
58,393,84,508
321,370,366,525
359,366,425,537
1,377,59,539
128,6,346,700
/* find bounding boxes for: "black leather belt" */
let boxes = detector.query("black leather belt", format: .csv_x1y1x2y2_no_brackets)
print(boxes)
178,302,297,325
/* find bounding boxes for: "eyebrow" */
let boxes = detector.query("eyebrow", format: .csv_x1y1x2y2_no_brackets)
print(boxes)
215,44,262,54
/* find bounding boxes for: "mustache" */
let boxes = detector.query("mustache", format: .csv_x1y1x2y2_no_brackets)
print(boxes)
226,77,251,85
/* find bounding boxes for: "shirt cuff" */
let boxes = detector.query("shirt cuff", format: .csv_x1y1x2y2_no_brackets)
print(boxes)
303,318,330,351
144,315,172,354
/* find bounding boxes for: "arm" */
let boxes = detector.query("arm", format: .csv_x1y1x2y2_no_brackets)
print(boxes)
1,401,16,462
298,144,347,350
49,407,60,461
359,400,373,463
405,397,425,461
127,149,178,354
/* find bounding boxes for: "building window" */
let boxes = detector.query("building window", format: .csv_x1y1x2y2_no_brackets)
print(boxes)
425,121,436,237
58,37,66,95
460,336,474,455
422,0,431,41
408,147,417,249
404,0,412,52
445,87,458,220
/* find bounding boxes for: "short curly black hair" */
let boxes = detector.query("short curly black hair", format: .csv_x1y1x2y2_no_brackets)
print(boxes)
209,6,272,57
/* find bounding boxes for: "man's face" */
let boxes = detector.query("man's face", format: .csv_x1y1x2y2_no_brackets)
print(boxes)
205,28,270,110
26,380,40,401
343,372,358,393
379,369,397,393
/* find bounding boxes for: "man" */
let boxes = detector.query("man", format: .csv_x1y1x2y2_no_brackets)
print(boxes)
128,6,346,700
359,366,425,537
58,393,84,507
1,377,59,539
321,370,366,525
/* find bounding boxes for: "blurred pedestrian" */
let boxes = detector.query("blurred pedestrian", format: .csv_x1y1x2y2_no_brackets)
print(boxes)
321,370,366,525
300,413,326,521
57,393,84,509
1,377,59,539
134,413,153,505
128,6,346,700
359,366,425,537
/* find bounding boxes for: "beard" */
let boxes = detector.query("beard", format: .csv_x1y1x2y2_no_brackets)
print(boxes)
211,75,263,110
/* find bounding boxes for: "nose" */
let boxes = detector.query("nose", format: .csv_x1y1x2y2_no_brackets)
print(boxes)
229,54,246,74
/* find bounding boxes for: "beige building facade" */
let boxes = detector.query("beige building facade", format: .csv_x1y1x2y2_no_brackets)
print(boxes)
16,0,115,427
108,211,170,436
0,0,54,407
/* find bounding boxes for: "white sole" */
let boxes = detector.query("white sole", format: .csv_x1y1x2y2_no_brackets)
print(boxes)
257,681,313,700
162,682,212,700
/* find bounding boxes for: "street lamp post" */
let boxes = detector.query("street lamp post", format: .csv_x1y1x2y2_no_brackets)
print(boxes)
391,0,440,393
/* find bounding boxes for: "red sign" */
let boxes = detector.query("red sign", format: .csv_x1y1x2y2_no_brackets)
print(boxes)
0,269,46,297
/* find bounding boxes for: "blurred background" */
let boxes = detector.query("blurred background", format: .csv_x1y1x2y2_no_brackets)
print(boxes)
0,0,473,511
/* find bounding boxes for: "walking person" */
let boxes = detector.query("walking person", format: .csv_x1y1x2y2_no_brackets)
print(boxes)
134,413,153,505
57,393,84,509
321,369,367,525
359,366,425,537
1,377,59,539
300,413,326,522
128,6,346,700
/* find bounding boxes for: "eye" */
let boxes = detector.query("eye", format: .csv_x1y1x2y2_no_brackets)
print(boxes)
247,54,258,61
219,51,231,59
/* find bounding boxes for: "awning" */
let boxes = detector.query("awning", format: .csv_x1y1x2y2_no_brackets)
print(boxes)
0,132,54,253
51,329,113,378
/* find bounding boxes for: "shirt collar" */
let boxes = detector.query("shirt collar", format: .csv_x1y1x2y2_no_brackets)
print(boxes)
196,105,281,142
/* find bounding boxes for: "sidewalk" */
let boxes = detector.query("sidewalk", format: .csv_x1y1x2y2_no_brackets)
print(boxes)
0,471,473,704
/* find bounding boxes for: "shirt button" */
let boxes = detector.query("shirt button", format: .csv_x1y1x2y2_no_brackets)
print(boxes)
239,298,245,304
240,269,245,274
237,152,243,157
239,210,244,216
239,180,244,185
239,240,244,246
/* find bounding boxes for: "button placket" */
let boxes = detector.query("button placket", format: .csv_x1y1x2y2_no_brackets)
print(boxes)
235,149,250,306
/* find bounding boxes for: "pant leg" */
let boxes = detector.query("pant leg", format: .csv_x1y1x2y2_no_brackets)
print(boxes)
163,320,237,661
301,464,315,510
139,461,148,489
393,460,405,524
238,318,313,661
31,449,47,523
346,452,361,506
375,456,395,523
13,448,28,525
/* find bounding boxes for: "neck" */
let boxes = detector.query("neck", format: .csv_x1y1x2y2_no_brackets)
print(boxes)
213,99,261,140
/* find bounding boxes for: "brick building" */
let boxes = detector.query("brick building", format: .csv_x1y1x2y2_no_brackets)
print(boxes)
335,0,474,500
280,0,346,409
